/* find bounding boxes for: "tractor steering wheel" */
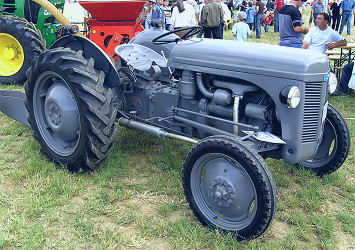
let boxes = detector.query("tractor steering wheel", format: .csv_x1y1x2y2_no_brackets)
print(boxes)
152,26,203,45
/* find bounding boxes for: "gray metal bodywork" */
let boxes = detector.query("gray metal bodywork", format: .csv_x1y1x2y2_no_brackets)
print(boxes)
167,39,329,164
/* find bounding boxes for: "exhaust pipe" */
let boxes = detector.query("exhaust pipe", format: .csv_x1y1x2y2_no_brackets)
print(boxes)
118,118,198,144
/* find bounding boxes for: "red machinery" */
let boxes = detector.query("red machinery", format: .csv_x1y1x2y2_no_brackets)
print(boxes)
79,0,146,57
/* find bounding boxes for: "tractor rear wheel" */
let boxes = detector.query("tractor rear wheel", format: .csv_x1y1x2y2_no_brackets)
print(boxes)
0,15,45,85
25,48,117,172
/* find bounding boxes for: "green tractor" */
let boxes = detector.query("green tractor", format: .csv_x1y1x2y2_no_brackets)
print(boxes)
0,0,65,84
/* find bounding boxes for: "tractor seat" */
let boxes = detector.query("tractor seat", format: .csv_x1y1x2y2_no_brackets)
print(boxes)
115,44,167,72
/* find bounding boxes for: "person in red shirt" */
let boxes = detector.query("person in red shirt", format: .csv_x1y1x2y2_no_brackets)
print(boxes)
274,0,285,32
263,11,273,32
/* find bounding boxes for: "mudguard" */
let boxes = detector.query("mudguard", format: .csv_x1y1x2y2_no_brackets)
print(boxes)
49,35,120,88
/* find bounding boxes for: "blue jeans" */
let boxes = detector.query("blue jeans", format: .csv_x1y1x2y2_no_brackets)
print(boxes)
264,23,269,32
197,22,203,38
339,62,354,92
274,11,279,32
279,42,302,48
339,11,352,35
217,22,224,39
256,13,264,38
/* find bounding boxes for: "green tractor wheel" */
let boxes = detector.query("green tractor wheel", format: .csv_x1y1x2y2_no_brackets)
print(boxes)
0,15,45,85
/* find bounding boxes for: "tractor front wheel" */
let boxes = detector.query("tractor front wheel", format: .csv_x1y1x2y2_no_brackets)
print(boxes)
0,15,45,85
183,135,277,240
297,104,351,177
25,48,117,172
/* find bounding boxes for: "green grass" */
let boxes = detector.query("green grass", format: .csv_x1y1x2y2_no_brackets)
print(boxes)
0,7,354,249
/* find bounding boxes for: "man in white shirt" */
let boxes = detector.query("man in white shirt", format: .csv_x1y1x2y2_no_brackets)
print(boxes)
303,12,346,53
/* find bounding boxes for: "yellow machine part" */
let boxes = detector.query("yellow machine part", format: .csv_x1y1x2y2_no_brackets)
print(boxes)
0,33,24,76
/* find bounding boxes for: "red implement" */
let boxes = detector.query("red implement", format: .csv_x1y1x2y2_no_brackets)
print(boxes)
79,0,146,22
79,0,146,57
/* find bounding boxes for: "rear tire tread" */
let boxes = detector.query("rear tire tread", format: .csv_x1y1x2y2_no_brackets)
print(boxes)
25,48,117,171
0,15,45,84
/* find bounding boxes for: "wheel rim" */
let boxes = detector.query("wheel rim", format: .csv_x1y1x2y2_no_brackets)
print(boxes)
33,71,81,157
301,117,337,168
0,33,24,76
190,153,257,231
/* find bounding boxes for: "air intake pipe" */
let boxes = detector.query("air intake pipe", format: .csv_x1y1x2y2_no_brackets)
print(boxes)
196,73,232,106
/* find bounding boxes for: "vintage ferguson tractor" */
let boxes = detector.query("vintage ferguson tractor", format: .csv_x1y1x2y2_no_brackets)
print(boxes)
0,0,351,241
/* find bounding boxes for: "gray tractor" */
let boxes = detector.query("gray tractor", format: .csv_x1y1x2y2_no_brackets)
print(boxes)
0,24,351,240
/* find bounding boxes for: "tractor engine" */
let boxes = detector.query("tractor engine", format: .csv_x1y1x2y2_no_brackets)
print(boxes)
116,32,330,165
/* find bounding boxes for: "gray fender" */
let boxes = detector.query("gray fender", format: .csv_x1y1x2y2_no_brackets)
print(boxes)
49,35,120,89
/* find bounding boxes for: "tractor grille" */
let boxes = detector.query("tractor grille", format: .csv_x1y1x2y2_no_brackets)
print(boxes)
302,82,322,143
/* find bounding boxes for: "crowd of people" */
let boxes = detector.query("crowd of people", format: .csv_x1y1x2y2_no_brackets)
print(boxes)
142,0,354,95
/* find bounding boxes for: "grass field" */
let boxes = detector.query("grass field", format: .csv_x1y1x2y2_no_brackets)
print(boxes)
0,7,354,249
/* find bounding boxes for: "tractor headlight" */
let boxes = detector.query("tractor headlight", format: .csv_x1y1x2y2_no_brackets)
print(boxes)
279,86,301,109
328,73,337,94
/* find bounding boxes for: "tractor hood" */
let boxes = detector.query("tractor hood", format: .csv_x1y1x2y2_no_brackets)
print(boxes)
168,39,329,82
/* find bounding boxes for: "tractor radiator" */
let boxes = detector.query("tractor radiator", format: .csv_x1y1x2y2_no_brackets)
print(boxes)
302,82,323,143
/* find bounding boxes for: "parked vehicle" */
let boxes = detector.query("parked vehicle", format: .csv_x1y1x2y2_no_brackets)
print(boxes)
0,0,351,241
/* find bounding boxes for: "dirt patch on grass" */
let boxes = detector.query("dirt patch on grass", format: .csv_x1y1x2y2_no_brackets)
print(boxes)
335,225,354,249
125,192,161,218
0,179,20,194
321,199,343,215
168,210,186,223
144,238,172,250
269,220,291,239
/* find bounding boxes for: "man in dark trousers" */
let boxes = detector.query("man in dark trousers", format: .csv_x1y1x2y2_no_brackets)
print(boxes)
255,0,266,38
332,62,354,96
201,0,224,39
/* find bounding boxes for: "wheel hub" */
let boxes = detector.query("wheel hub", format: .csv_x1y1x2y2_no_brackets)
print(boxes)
0,33,24,76
48,103,61,126
209,177,235,207
3,46,18,60
44,81,80,142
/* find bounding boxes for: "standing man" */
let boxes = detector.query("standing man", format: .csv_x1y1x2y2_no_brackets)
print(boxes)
200,0,224,39
227,0,235,19
339,0,355,35
311,0,324,25
216,0,231,39
266,0,275,11
197,0,208,38
303,13,347,53
255,0,266,38
187,0,199,20
274,0,284,32
162,0,172,30
330,0,342,31
227,0,235,17
145,0,165,29
279,0,309,48
240,0,248,12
